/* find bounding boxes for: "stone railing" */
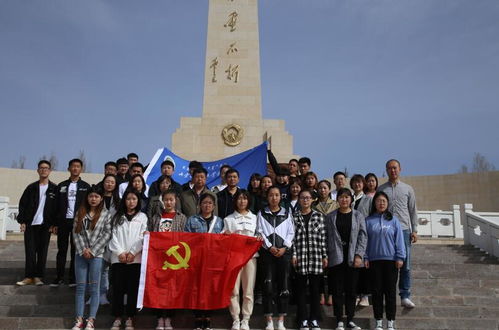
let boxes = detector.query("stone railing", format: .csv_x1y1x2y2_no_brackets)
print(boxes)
416,204,463,238
1,198,497,245
0,198,19,240
462,203,499,258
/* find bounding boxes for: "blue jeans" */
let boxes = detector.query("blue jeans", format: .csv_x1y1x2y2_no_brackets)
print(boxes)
75,254,103,319
100,261,109,296
399,230,412,299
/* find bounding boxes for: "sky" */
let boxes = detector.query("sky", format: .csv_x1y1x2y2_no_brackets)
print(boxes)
1,0,498,180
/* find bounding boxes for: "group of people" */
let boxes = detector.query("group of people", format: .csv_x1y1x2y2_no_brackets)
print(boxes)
16,151,418,330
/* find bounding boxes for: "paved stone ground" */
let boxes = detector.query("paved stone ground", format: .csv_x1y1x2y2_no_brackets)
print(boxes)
0,235,498,329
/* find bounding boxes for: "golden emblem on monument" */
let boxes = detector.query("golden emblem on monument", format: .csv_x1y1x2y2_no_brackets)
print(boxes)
222,124,244,146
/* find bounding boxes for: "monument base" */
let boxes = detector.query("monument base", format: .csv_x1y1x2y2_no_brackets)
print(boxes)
172,117,296,162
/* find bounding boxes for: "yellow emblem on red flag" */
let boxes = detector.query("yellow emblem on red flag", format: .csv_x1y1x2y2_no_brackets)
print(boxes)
162,241,191,270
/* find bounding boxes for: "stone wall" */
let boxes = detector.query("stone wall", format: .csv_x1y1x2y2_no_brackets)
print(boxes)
377,171,499,212
0,168,102,205
1,167,498,211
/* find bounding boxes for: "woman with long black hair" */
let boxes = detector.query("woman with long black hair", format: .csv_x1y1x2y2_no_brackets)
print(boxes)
72,185,112,330
257,186,295,330
325,188,367,330
126,174,149,213
224,190,260,330
109,190,148,330
185,193,224,330
148,189,186,330
364,173,378,198
365,192,406,330
247,173,262,215
292,189,327,330
99,174,120,306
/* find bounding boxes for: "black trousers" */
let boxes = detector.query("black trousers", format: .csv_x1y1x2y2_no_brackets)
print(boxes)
261,249,291,316
24,224,51,278
111,263,141,317
295,274,322,323
357,267,370,295
328,262,359,323
369,260,398,320
155,309,175,318
56,220,75,281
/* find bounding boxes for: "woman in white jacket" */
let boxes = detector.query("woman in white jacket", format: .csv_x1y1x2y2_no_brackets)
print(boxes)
224,190,260,330
109,190,148,330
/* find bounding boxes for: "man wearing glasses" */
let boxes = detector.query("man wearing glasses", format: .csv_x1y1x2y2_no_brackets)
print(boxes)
16,160,58,286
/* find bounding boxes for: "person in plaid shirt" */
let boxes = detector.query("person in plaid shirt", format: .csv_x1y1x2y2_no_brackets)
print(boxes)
292,189,328,330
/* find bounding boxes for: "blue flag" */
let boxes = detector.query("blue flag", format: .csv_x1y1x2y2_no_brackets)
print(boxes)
144,142,268,188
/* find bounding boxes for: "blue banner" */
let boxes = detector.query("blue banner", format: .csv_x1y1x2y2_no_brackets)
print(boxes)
144,142,268,189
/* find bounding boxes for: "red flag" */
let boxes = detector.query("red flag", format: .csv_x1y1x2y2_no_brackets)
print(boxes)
137,232,261,310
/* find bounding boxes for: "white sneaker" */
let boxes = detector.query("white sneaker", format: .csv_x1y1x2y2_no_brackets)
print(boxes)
358,295,369,307
299,320,309,330
401,298,415,308
309,320,320,330
164,317,173,330
110,318,121,330
232,319,241,330
276,320,285,330
125,318,134,330
156,317,165,330
100,293,110,305
387,320,395,330
265,319,274,330
84,319,95,330
71,318,84,330
346,321,361,329
374,319,383,330
240,319,250,330
335,321,344,330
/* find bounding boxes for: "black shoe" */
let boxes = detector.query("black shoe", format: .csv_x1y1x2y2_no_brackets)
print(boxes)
68,279,76,288
49,278,64,287
204,319,211,330
194,319,203,330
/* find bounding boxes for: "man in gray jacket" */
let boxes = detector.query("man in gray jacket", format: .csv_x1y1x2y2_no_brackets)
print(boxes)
378,159,418,308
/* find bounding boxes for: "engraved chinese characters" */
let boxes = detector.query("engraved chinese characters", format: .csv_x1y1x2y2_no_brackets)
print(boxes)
209,2,240,85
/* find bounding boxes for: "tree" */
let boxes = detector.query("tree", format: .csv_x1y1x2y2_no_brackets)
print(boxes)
458,153,496,173
78,149,91,173
39,152,58,171
472,152,496,173
11,155,26,169
458,164,468,174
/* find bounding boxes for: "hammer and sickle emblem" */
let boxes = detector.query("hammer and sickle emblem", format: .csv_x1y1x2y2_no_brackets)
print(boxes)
162,242,191,270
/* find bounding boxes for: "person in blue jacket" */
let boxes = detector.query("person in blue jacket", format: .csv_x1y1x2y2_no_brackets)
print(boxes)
364,191,406,330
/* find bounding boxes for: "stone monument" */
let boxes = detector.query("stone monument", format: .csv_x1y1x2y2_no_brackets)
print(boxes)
172,0,295,162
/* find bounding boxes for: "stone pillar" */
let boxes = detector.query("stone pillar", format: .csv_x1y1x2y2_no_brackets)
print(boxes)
461,203,473,244
452,204,463,239
0,197,10,240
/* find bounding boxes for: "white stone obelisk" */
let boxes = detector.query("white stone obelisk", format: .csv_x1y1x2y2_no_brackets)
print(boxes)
172,0,294,162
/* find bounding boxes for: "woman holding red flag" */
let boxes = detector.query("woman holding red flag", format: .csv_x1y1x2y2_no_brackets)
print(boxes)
224,189,260,330
184,193,224,330
148,189,187,330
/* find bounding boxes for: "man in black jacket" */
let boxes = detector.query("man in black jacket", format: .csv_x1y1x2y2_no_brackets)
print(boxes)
16,160,58,286
148,160,183,197
50,158,90,287
181,160,204,192
217,168,240,219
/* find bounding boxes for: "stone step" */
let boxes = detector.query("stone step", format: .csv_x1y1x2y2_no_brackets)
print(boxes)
0,315,497,330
